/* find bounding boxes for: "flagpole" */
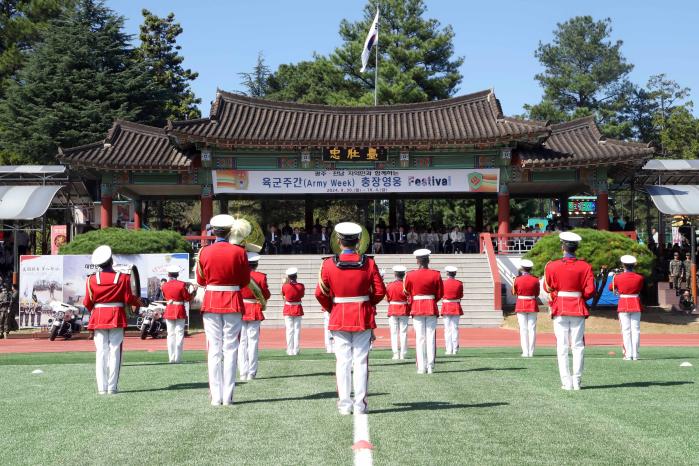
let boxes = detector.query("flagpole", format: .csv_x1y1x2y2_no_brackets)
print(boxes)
374,9,379,106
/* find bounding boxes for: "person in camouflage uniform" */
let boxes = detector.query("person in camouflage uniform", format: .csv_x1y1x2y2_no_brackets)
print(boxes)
0,282,12,338
682,252,694,292
668,252,684,295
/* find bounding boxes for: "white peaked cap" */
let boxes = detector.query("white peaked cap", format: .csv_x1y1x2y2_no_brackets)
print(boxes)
166,265,180,274
413,248,431,257
620,255,637,265
229,218,252,245
91,245,112,266
445,266,458,273
247,252,260,262
559,231,582,242
520,259,534,268
334,222,362,239
392,265,407,273
210,214,235,229
286,267,298,276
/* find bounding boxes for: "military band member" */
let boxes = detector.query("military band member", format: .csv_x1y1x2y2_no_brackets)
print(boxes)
238,252,271,379
161,265,193,364
195,215,251,406
544,232,595,390
668,252,683,294
386,265,409,360
282,268,304,356
609,255,644,360
441,266,463,355
405,249,444,374
83,245,143,394
512,259,540,357
315,222,386,415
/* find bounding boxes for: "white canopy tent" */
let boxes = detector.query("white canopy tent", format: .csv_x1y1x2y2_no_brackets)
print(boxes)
646,185,699,216
0,185,63,221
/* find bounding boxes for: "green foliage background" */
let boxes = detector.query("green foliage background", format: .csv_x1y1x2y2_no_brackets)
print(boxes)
58,228,191,255
524,229,654,277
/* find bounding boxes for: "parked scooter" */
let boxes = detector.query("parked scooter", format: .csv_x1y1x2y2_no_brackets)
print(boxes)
47,302,85,341
137,302,166,339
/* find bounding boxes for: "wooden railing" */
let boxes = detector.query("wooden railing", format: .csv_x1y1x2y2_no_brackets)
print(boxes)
479,233,502,311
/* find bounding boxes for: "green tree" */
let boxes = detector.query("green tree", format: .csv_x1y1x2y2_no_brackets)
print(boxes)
660,105,699,160
136,9,200,122
238,51,271,97
0,0,165,163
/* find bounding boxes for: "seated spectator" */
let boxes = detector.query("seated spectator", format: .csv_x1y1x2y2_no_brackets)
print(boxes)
318,227,330,254
396,226,408,253
464,226,477,253
373,226,384,253
384,227,396,253
407,227,419,250
281,230,292,254
266,226,281,254
450,227,464,254
291,227,305,254
427,229,440,252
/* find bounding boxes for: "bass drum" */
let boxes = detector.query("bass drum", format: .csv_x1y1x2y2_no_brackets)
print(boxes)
113,264,141,297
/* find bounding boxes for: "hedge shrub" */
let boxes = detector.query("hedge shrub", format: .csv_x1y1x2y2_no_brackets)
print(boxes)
524,228,654,277
59,228,192,255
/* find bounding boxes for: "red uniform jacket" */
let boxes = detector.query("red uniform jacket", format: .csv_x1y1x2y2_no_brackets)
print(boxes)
441,278,463,316
404,268,444,316
241,270,271,321
386,280,410,317
513,273,540,313
161,279,192,320
282,281,305,317
83,270,141,329
195,241,250,313
314,252,386,332
609,272,644,313
544,257,595,317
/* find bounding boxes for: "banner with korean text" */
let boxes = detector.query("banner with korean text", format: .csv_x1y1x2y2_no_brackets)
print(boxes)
213,168,499,195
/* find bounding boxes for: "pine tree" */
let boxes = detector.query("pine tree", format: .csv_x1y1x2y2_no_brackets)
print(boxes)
238,51,271,97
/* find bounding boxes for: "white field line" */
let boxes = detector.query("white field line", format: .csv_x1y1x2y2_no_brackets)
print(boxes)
353,413,373,466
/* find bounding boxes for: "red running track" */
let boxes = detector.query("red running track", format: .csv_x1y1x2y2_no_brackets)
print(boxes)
1,328,699,354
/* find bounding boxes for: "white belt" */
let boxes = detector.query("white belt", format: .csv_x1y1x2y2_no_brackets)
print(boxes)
333,296,369,303
285,301,302,306
517,296,536,300
619,294,639,299
94,302,124,308
389,301,408,305
557,291,582,298
168,301,185,305
206,285,240,292
413,295,435,300
442,299,461,303
243,299,259,304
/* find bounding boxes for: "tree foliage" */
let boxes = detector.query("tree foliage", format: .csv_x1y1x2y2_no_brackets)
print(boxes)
59,228,191,255
239,51,271,98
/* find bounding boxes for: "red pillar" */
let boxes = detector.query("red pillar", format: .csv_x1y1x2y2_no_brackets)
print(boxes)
497,192,510,234
133,201,142,230
100,196,112,229
597,192,609,230
200,196,213,237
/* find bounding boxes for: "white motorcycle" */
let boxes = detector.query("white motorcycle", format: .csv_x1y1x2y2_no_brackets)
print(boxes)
47,301,85,341
137,301,166,340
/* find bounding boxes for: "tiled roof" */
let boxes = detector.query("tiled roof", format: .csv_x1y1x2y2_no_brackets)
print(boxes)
166,89,549,147
58,120,191,170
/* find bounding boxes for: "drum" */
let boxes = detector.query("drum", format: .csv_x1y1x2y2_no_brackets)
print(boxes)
114,264,141,298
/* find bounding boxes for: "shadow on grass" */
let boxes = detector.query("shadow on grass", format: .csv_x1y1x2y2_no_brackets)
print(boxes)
124,361,203,367
121,381,211,393
236,391,389,406
257,371,335,380
584,381,694,390
433,367,526,375
371,401,508,414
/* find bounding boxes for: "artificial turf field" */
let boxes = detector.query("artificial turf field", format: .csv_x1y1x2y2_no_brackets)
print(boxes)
1,347,697,465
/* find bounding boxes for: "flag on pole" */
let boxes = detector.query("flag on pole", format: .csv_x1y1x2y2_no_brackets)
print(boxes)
360,9,379,73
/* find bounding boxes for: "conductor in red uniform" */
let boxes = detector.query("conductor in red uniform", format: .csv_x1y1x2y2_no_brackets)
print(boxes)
282,267,305,356
512,259,540,357
83,245,143,394
238,252,271,380
195,214,250,406
609,255,644,360
386,265,409,360
441,266,463,355
544,232,595,390
315,222,386,415
161,264,194,364
404,249,444,374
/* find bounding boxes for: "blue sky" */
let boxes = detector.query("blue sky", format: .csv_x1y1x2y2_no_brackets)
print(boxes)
108,0,698,117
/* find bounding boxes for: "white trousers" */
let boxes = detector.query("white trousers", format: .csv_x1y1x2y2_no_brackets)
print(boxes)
323,312,334,353
165,319,185,363
516,313,538,357
203,312,242,405
619,312,641,360
285,316,302,355
238,320,261,378
413,316,437,372
388,316,409,358
332,330,371,413
442,315,460,355
93,328,124,393
553,316,585,387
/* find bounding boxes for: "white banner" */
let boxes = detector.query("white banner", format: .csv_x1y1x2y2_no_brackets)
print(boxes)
213,168,500,195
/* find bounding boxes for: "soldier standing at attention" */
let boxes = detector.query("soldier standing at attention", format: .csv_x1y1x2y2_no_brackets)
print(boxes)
83,246,143,394
238,252,271,379
282,268,304,356
544,232,595,390
386,265,409,360
0,282,11,339
441,266,463,355
196,215,250,406
682,252,693,291
668,252,683,295
315,222,386,415
405,249,444,374
161,265,193,364
609,255,645,360
512,259,540,357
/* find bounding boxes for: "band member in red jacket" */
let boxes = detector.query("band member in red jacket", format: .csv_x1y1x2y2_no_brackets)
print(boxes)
282,267,305,356
195,215,250,406
405,249,444,374
161,265,194,364
609,255,644,360
386,265,409,360
512,259,540,357
315,222,386,415
544,232,595,390
83,245,143,394
238,252,271,379
441,266,463,355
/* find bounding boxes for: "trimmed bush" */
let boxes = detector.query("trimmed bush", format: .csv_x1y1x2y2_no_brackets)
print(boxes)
59,228,192,255
524,228,654,277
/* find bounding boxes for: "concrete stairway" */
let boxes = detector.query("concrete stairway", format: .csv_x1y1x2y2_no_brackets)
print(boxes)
192,254,502,328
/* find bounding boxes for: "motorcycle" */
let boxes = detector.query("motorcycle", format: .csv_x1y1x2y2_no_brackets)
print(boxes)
137,302,166,340
47,302,84,341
